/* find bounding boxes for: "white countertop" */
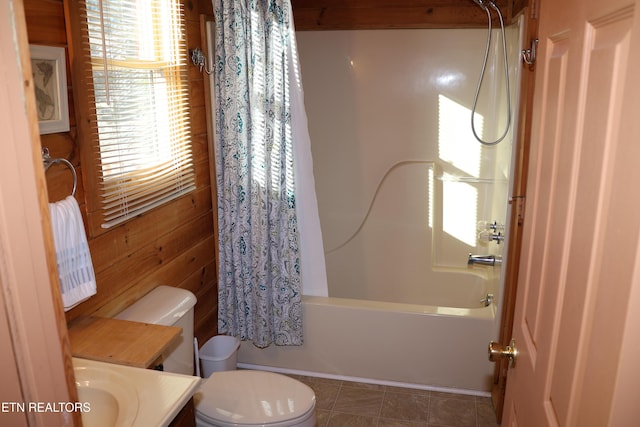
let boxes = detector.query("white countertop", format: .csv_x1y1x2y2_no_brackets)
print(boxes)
73,357,201,427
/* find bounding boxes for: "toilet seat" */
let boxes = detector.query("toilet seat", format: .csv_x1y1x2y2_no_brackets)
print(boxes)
194,370,316,427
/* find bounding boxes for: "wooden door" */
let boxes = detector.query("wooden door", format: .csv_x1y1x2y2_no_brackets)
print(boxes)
502,0,640,424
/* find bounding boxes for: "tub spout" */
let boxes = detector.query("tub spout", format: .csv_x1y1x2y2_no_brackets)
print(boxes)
468,254,502,266
480,293,494,306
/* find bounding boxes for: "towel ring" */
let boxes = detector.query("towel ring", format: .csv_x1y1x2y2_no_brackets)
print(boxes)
42,147,77,197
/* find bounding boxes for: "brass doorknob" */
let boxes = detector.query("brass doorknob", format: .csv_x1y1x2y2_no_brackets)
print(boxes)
488,339,518,367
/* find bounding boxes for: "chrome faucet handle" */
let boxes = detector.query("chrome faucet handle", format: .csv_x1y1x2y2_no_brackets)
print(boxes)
477,220,505,232
468,254,502,266
478,230,505,244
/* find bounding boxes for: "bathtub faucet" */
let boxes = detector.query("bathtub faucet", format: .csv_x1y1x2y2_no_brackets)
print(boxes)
468,254,502,266
480,293,494,307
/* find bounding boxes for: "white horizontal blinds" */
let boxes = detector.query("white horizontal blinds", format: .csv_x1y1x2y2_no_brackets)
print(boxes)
82,0,195,228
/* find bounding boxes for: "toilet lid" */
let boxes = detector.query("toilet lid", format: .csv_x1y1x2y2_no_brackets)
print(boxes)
194,370,316,426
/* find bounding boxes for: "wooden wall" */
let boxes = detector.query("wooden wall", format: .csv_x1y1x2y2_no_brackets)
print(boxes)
24,0,218,346
291,0,527,30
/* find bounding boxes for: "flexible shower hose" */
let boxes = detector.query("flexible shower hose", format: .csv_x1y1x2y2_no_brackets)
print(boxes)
471,1,512,146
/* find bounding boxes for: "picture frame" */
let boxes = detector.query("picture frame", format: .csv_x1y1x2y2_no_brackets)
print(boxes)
29,45,70,134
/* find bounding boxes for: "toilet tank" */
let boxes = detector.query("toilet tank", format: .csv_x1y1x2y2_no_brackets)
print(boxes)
115,286,197,375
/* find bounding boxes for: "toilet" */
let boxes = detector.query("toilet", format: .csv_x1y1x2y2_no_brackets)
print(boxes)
115,286,316,427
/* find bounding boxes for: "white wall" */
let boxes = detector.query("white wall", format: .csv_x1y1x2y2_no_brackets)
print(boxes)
297,25,521,305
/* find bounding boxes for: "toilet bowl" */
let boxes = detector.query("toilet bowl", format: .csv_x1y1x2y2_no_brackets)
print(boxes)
115,286,316,427
195,370,316,427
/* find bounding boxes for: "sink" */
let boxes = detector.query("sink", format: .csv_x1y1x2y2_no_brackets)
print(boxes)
72,357,200,426
74,365,139,427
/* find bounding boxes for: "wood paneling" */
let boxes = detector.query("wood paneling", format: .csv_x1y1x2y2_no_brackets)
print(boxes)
24,0,218,347
23,0,67,44
292,0,523,30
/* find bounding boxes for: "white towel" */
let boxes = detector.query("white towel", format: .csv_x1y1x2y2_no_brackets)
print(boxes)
49,196,97,311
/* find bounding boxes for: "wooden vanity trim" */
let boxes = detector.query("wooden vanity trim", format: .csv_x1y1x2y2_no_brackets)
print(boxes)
68,316,181,368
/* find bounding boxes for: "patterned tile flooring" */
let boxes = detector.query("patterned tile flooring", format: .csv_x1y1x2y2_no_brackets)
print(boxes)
289,375,501,427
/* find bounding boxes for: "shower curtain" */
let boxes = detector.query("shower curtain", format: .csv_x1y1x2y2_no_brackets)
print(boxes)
214,0,326,348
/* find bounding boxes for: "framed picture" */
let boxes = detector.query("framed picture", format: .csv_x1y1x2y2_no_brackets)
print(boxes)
29,45,70,134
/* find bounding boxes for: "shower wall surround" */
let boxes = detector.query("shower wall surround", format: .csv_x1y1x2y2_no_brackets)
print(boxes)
297,26,520,305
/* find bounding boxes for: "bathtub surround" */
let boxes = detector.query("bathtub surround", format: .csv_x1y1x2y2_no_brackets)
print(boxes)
239,22,524,392
299,27,521,304
214,0,326,347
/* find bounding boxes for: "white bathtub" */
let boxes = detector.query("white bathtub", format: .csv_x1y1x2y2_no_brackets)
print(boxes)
238,291,499,394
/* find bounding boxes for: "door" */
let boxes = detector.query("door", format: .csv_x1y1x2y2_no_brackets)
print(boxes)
502,0,640,425
1,1,79,425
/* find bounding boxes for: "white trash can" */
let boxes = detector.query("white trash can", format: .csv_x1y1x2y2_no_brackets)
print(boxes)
199,335,241,377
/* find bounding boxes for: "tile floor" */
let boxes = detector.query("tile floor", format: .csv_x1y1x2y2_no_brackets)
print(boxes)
289,375,501,427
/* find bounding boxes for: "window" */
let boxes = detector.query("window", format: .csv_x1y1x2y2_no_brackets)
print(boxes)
74,0,194,230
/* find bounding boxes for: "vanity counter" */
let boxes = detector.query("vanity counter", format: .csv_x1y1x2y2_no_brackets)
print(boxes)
68,316,181,368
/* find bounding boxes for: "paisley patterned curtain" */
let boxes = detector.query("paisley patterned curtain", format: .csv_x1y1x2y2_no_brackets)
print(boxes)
214,0,303,347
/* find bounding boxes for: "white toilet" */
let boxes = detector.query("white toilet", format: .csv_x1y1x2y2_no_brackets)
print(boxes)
115,286,316,427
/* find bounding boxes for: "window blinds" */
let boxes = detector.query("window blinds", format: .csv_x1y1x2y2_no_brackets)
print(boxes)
81,0,195,228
